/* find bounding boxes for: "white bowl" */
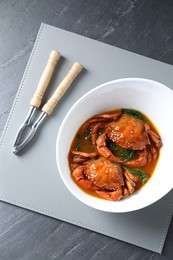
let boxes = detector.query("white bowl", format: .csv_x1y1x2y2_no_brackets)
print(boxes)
56,78,173,213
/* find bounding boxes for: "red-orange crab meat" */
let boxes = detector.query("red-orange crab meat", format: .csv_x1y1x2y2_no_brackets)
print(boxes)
105,114,150,150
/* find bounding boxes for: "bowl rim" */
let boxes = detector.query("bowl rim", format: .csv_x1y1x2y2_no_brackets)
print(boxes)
56,77,173,213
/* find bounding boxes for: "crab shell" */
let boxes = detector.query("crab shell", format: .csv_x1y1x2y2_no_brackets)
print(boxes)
105,114,150,150
83,157,124,190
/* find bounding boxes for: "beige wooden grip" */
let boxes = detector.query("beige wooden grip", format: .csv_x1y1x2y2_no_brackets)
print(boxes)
30,50,60,108
42,62,83,115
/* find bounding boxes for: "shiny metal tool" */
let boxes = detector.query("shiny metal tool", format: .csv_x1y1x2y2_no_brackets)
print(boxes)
13,51,82,154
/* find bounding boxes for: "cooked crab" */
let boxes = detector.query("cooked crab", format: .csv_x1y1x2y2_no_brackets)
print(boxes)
72,156,139,201
92,113,161,167
69,109,161,201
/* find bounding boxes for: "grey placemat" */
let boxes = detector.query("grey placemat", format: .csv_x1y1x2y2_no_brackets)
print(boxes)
0,23,173,254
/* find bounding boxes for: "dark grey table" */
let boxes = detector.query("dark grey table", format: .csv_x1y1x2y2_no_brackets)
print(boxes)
0,1,173,259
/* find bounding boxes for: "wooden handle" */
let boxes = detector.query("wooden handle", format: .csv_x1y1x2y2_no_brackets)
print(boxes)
30,50,61,108
42,62,83,115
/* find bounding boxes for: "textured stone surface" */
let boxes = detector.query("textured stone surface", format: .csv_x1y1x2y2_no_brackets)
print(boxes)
0,0,173,259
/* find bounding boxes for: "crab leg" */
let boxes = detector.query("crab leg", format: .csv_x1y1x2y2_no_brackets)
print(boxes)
123,187,129,198
149,144,158,160
124,169,139,183
144,123,161,147
124,170,136,187
73,157,90,163
71,150,98,158
125,180,135,194
81,118,110,133
72,150,98,163
95,110,122,119
146,146,152,163
81,110,122,133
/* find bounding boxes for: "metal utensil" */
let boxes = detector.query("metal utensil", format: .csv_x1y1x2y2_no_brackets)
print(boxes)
13,50,60,151
13,54,82,154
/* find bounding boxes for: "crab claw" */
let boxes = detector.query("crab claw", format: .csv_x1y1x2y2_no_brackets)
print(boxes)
121,149,148,168
81,110,122,133
97,146,122,163
72,166,99,190
96,134,122,163
91,123,105,145
97,140,148,168
96,188,122,201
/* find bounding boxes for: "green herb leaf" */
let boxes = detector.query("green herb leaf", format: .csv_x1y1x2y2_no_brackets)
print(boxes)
120,149,137,162
106,140,136,161
77,133,82,140
96,131,104,139
84,129,92,140
75,143,80,151
122,109,147,122
106,140,117,152
124,166,148,184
